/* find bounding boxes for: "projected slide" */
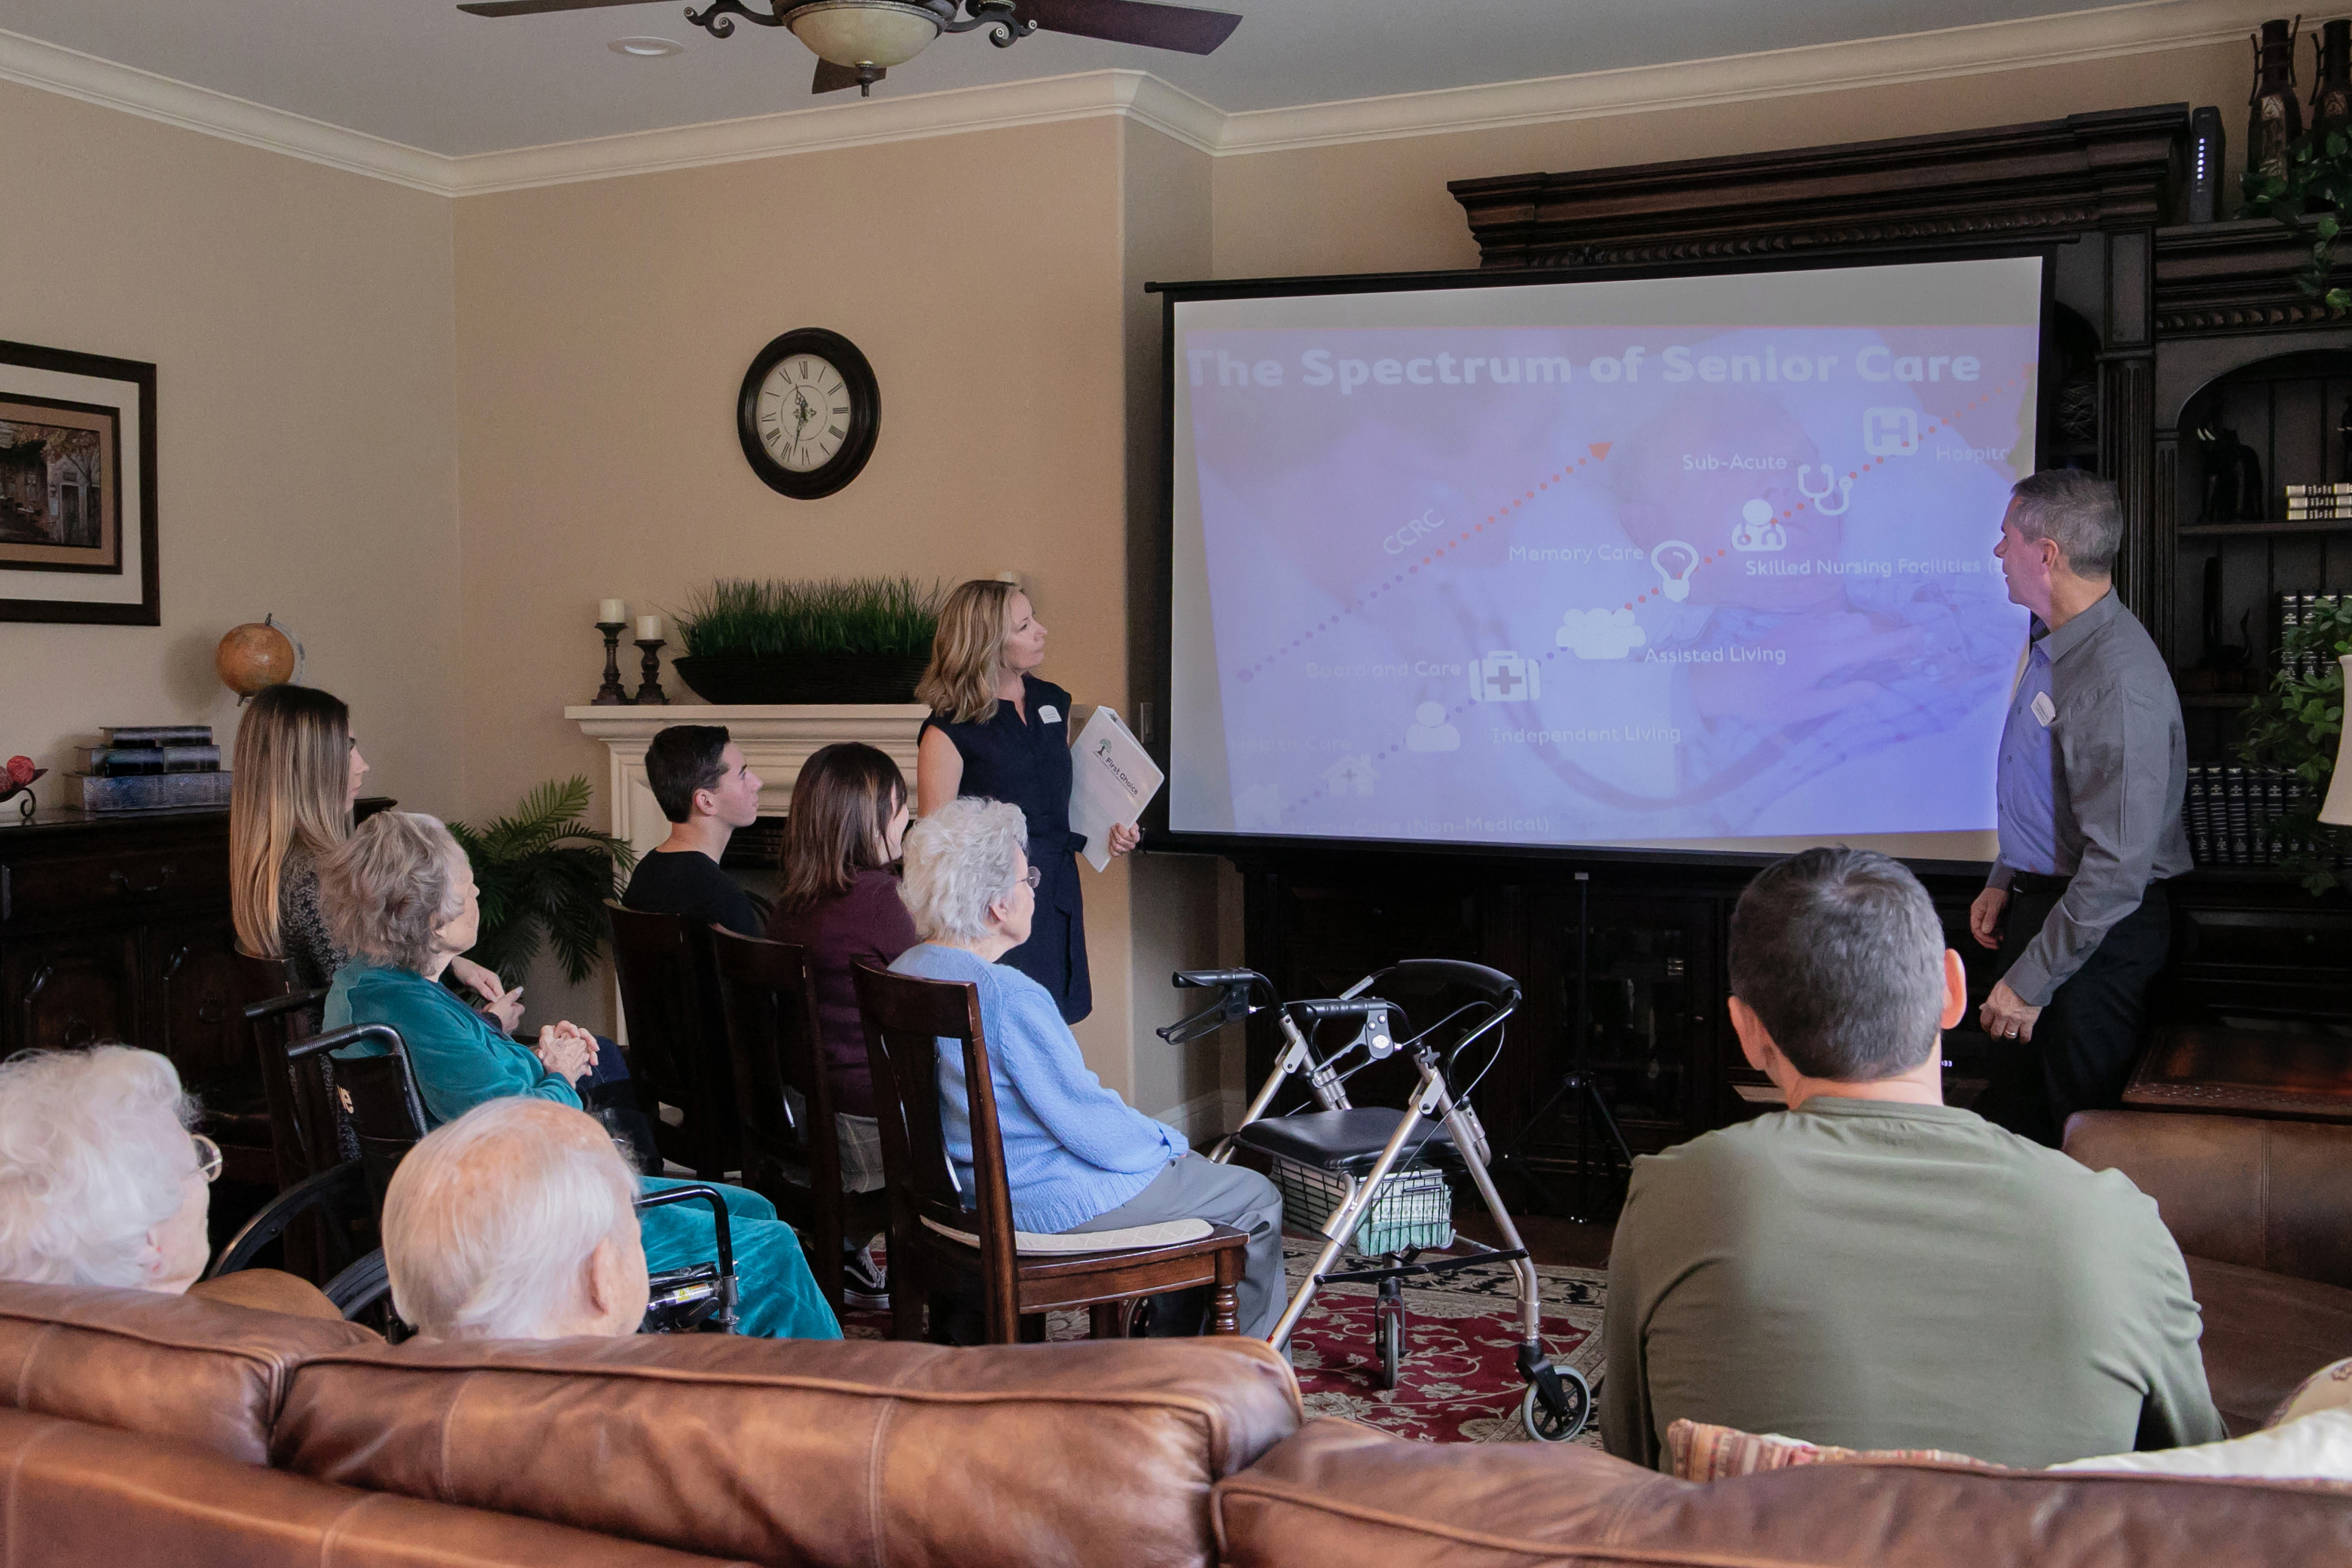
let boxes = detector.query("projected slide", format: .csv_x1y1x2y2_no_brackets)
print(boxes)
1167,257,2040,852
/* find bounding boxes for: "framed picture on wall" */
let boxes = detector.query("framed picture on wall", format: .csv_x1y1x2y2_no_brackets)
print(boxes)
0,339,157,625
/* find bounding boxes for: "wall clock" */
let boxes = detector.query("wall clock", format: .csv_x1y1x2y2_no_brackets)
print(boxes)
737,328,880,499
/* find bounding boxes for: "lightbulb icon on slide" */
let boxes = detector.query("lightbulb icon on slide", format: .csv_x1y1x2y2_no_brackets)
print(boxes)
1651,540,1701,602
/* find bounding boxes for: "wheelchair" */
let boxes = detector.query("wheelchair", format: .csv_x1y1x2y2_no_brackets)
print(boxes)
205,1019,739,1337
1159,960,1591,1442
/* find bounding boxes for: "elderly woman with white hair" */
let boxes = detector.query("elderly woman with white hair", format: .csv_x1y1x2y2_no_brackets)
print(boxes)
319,809,838,1341
890,798,1286,1338
0,1045,218,1295
383,1097,650,1341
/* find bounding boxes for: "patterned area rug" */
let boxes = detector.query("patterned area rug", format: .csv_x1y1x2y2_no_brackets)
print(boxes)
843,1240,1607,1447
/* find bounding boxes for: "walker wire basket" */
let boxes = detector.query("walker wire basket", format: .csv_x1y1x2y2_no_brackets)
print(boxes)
1269,1157,1455,1256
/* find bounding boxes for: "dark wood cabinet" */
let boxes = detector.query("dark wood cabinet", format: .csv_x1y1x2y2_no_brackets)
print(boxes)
0,808,265,1161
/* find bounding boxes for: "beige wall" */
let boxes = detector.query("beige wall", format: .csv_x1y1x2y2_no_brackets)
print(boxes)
0,81,462,816
1210,40,2247,279
450,117,1152,1081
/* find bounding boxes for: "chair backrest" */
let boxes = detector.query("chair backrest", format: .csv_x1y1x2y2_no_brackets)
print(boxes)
851,961,1020,1338
288,1023,428,1218
239,974,341,1189
606,901,736,1179
708,927,840,1207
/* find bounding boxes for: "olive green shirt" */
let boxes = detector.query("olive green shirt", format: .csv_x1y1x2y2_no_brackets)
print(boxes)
1600,1096,2224,1470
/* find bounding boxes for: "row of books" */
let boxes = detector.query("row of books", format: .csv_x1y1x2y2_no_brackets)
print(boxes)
2183,764,2350,868
71,725,232,811
2277,593,2347,682
2285,484,2352,519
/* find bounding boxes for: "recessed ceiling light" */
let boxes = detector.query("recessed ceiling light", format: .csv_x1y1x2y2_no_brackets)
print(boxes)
610,37,685,58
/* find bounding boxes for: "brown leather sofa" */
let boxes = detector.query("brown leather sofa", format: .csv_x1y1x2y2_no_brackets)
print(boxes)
2065,1109,2352,1433
5,1274,2350,1567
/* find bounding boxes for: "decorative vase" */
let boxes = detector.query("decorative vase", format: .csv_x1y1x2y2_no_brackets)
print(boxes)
670,652,931,706
2250,18,2305,186
2315,20,2352,142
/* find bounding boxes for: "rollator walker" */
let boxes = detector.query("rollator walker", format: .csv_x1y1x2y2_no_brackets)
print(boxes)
1159,959,1591,1442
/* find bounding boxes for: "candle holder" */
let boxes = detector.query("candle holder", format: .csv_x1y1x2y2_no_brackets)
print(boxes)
591,623,634,706
633,638,670,706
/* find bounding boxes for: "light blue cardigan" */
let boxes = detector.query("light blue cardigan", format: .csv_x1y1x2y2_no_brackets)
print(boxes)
891,943,1181,1234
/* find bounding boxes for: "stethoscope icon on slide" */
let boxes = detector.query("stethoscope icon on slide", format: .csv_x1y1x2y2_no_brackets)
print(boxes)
1731,500,1787,554
1797,464,1853,515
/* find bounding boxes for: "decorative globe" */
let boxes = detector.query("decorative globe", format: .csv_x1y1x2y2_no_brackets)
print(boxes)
216,620,299,697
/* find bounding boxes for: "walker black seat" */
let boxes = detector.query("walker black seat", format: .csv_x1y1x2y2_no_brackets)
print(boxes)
1231,1107,1457,1173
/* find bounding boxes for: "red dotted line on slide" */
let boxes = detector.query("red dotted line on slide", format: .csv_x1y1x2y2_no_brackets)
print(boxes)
1235,444,1617,684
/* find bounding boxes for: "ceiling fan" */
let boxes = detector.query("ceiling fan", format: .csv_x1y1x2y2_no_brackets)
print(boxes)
455,0,1243,98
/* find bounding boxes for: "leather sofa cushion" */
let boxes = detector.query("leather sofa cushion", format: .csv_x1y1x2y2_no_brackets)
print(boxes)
2066,1112,2352,1287
0,1408,739,1568
1215,1419,2352,1568
0,1282,378,1466
276,1335,1301,1568
2191,1255,2352,1435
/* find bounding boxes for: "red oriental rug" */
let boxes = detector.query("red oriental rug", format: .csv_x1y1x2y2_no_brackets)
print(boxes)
844,1240,1606,1446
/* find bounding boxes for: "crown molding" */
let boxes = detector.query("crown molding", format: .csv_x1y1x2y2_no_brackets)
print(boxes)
0,0,2280,198
0,27,449,194
1216,0,2273,154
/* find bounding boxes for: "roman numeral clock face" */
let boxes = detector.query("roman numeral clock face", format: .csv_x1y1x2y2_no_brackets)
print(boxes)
759,356,849,471
736,328,880,500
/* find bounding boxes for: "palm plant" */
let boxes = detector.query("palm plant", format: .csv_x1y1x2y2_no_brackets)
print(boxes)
2237,599,2352,892
447,776,636,985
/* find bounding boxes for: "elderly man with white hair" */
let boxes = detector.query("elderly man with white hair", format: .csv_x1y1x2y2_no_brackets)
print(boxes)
383,1098,650,1341
890,798,1285,1339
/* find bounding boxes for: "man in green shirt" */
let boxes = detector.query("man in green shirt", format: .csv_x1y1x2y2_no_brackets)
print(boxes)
1600,847,2223,1471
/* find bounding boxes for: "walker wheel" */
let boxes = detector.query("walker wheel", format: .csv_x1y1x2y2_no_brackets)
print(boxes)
1522,1366,1591,1442
1374,1301,1405,1390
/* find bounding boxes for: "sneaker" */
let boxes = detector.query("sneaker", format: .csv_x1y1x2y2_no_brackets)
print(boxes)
842,1244,889,1312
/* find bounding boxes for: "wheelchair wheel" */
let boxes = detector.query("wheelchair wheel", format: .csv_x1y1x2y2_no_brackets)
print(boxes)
1374,1295,1405,1390
1521,1365,1591,1442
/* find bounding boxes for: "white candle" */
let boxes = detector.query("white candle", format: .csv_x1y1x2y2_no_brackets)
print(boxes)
598,599,627,625
636,615,663,642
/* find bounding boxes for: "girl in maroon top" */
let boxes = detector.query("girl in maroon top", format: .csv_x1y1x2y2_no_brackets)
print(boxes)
767,743,917,1213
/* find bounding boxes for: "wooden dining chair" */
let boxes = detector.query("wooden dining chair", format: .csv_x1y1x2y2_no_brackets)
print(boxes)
850,960,1246,1345
708,926,892,1317
606,901,738,1180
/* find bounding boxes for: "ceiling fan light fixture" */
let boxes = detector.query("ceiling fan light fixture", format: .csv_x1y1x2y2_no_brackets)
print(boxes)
609,36,685,57
786,2,941,69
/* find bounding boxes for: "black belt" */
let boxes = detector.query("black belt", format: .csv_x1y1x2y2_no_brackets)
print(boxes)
2009,871,2070,895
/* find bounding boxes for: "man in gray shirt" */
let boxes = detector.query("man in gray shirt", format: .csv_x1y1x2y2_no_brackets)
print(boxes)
1972,470,2189,1145
1601,848,2221,1470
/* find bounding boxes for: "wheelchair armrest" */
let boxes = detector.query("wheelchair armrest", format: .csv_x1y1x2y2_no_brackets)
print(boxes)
288,1023,404,1060
243,987,331,1024
205,1160,369,1281
634,1185,738,1332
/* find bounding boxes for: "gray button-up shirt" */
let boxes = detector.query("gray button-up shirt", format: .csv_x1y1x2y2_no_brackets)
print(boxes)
1985,589,2190,1006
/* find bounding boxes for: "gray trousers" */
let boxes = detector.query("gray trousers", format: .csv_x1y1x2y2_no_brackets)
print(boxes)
1060,1153,1286,1340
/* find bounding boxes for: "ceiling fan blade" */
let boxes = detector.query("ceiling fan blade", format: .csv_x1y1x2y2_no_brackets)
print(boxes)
456,0,670,17
1011,0,1241,55
813,59,883,93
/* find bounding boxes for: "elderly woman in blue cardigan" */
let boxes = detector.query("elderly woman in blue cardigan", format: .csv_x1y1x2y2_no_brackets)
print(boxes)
890,798,1286,1338
316,810,838,1342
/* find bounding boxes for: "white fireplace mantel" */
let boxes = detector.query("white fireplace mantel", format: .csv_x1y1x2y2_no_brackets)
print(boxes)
565,704,927,859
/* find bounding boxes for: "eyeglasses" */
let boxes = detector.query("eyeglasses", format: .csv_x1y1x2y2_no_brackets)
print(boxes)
190,1132,222,1185
1019,867,1042,890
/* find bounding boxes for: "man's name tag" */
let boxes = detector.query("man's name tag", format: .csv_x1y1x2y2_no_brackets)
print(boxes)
1037,704,1061,725
2030,691,2056,728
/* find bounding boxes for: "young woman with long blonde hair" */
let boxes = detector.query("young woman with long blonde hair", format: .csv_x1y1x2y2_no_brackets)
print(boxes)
230,685,516,1026
913,579,1136,1023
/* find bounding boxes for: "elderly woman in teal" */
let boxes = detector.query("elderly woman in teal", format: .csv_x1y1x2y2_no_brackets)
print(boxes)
317,810,837,1341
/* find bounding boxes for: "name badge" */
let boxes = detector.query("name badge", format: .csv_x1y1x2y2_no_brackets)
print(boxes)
1037,704,1062,725
2030,692,2056,728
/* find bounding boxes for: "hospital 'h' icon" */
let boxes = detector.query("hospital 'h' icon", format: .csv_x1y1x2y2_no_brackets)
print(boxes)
1862,407,1918,456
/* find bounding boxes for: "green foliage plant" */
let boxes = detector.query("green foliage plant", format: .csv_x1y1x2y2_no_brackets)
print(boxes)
2243,129,2352,312
674,576,941,660
2236,598,2352,892
447,776,636,985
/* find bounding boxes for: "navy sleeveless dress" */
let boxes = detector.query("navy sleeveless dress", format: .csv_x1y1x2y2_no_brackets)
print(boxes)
922,673,1091,1022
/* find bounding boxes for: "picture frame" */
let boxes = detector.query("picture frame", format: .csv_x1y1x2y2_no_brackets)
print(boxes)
0,339,158,625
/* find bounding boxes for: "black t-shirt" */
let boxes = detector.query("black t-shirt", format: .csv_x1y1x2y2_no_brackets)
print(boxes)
622,847,760,937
